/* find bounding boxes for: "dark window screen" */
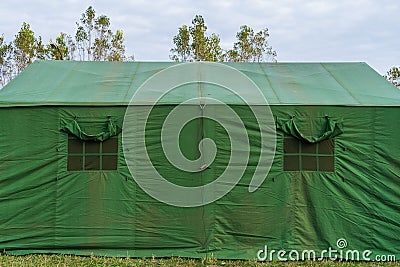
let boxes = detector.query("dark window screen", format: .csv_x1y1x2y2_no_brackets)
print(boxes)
67,136,118,171
283,135,334,172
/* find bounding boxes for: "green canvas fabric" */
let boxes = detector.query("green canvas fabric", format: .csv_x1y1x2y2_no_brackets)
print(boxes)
61,117,122,141
0,61,399,260
0,105,398,259
276,116,343,143
0,61,400,106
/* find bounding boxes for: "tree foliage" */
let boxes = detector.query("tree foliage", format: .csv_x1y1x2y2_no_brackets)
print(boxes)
170,15,224,62
0,35,13,87
0,6,132,88
385,66,400,88
47,32,75,60
13,22,45,73
108,30,126,62
170,25,190,62
76,6,95,61
227,25,276,62
170,15,276,63
75,7,127,61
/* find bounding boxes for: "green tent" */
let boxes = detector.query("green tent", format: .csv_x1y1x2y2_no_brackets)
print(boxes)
0,60,399,261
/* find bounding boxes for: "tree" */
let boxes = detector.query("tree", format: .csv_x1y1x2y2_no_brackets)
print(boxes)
385,66,400,88
0,35,13,87
170,15,276,63
108,30,126,61
229,25,253,62
189,15,208,61
76,6,95,60
170,25,190,62
204,33,223,62
92,15,112,61
75,6,129,61
0,6,132,88
47,32,75,60
75,25,88,60
170,15,223,62
252,27,276,62
13,22,44,73
227,25,276,62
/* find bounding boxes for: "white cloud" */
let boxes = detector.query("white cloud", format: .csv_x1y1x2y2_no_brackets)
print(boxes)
0,0,399,74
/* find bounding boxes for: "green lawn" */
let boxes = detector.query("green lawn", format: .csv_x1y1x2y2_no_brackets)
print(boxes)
0,255,398,267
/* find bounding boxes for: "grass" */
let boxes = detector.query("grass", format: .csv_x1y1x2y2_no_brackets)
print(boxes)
0,254,398,267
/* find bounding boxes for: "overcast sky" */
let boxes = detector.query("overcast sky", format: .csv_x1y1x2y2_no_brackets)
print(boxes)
0,0,398,74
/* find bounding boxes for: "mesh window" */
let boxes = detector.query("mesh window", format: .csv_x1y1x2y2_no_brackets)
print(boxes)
319,156,335,172
85,155,100,170
68,155,83,171
103,138,118,153
319,139,334,154
102,155,118,170
302,155,317,171
283,135,335,172
68,139,83,154
302,143,316,154
283,155,299,171
67,135,118,171
284,137,299,153
85,141,100,154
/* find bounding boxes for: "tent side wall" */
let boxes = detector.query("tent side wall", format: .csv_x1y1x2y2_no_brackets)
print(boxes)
266,105,400,258
0,107,59,249
0,105,399,259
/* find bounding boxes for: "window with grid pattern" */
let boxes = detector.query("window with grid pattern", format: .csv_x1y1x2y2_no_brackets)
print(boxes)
67,135,118,171
283,135,334,172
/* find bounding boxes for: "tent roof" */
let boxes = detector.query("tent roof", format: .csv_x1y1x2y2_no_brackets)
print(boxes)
0,60,399,106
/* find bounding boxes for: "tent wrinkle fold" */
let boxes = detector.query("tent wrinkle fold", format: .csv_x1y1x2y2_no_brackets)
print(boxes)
276,115,343,143
60,117,121,141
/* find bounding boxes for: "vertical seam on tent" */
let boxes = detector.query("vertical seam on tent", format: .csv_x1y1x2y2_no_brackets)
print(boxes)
320,63,362,105
197,64,208,254
199,103,208,252
258,63,283,104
